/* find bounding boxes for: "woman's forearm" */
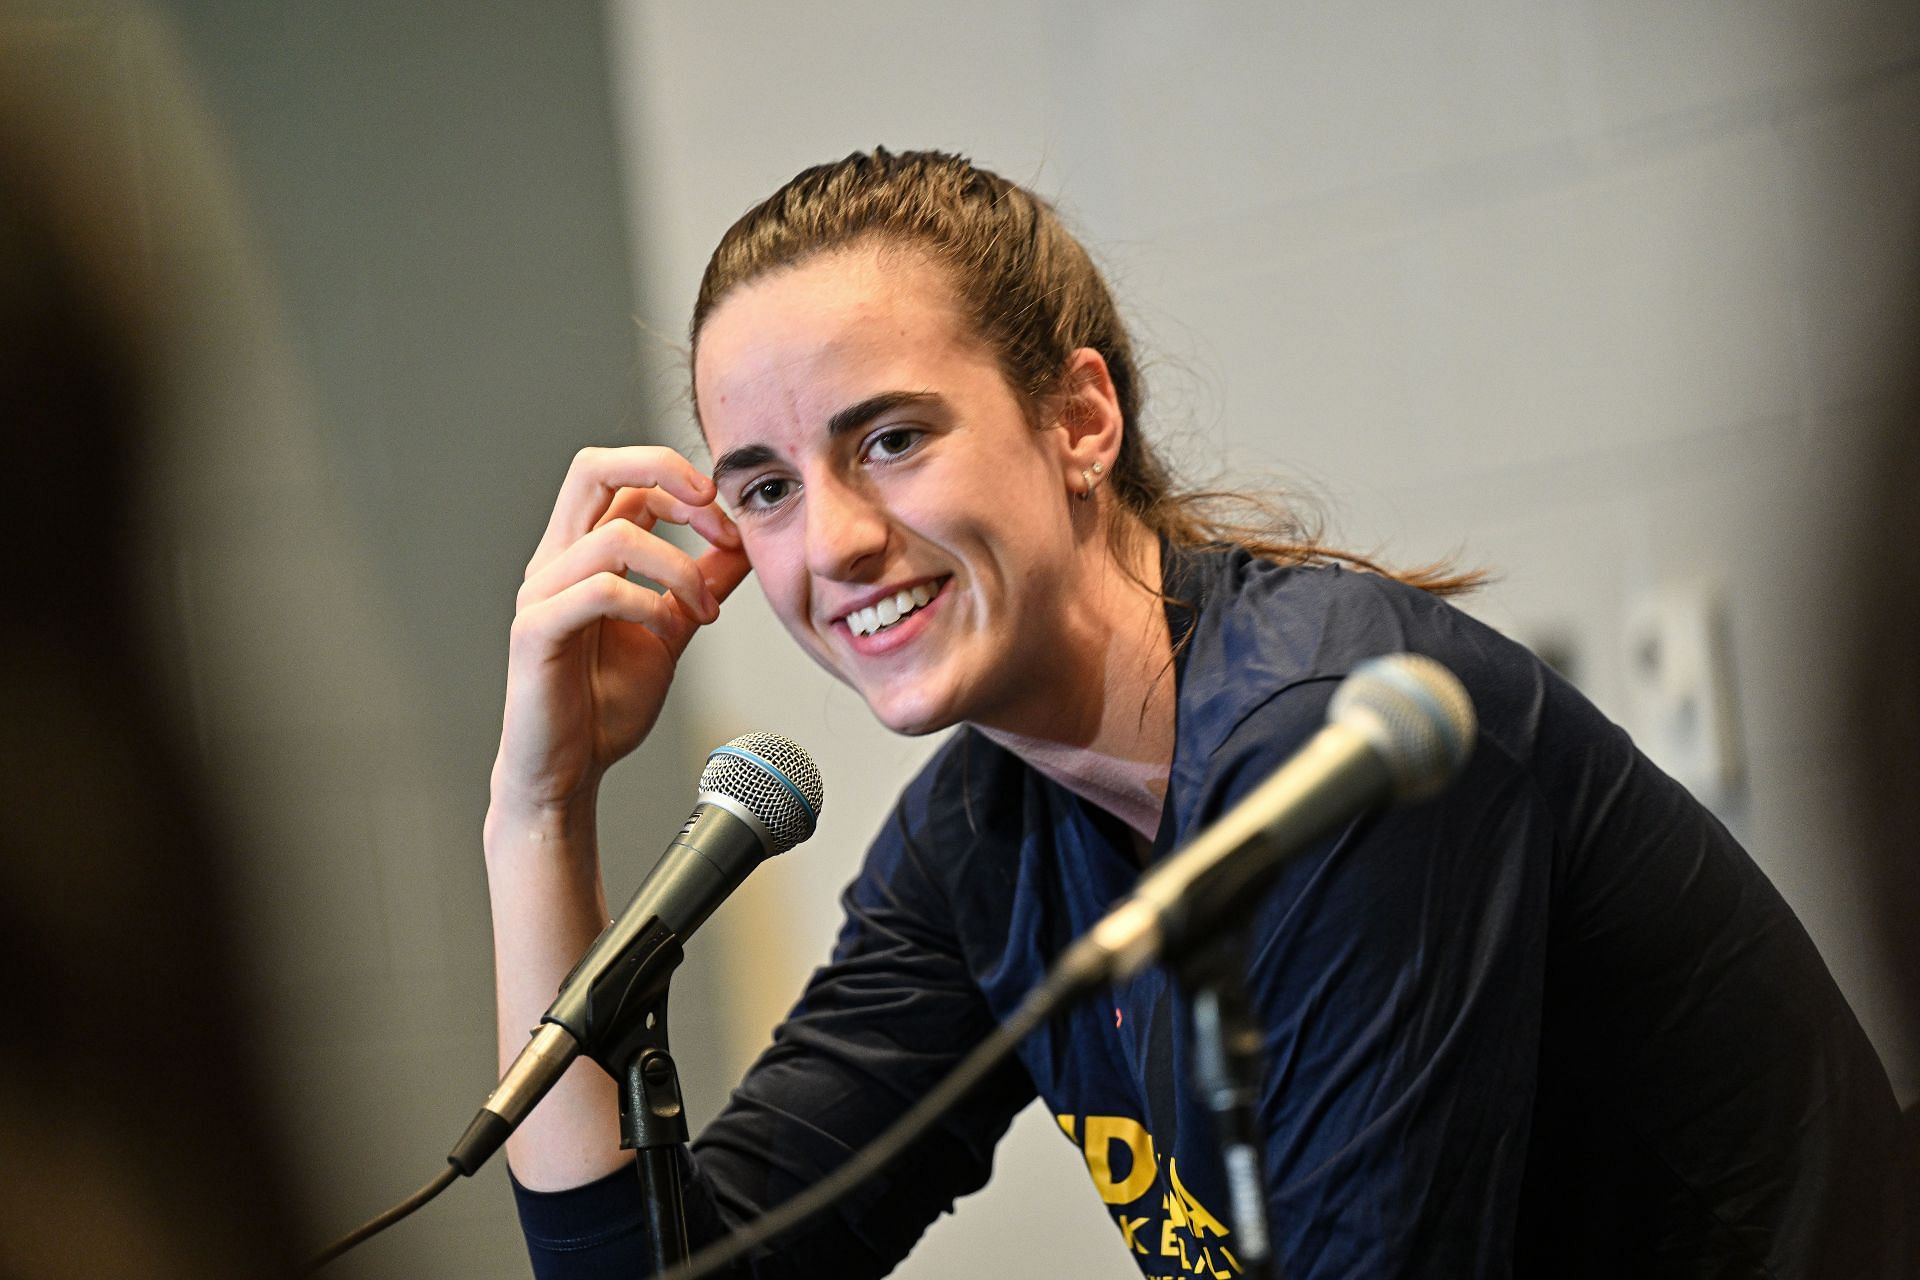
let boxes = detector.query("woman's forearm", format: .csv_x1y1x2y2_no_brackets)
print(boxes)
483,791,630,1190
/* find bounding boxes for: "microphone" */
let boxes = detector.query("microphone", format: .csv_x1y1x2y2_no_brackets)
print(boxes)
449,733,824,1177
1062,653,1476,985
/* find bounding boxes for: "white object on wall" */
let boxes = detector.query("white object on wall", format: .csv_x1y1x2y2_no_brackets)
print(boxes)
1620,581,1744,807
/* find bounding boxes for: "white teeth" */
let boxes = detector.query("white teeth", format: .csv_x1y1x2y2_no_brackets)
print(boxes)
847,583,940,636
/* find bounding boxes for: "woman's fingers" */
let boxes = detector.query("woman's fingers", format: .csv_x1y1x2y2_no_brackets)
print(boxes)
530,446,720,573
594,483,742,552
594,484,661,534
683,497,742,551
511,570,674,651
695,543,753,605
518,517,718,624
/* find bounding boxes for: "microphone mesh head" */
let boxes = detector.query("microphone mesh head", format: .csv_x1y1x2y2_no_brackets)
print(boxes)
1328,654,1477,802
699,733,824,853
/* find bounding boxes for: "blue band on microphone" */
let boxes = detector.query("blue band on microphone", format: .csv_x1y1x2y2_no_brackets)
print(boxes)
707,744,820,823
1364,655,1468,764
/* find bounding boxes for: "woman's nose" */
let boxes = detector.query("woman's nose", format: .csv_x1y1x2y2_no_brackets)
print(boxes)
803,471,890,581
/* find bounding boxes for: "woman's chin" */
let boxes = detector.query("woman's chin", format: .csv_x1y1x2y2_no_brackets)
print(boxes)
863,688,962,738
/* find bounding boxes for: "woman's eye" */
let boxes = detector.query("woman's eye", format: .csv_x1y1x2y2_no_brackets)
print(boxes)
737,476,795,512
865,427,923,461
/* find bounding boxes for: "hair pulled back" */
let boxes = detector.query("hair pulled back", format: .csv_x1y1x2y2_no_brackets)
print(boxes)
691,147,1479,596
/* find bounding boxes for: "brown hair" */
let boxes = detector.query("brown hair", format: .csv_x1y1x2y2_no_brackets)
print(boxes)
690,147,1481,596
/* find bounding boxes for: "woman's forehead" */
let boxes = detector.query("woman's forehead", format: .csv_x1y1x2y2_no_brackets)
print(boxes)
700,248,958,350
693,250,984,422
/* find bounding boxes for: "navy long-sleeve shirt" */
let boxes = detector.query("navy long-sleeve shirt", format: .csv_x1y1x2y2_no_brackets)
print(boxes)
514,546,1904,1277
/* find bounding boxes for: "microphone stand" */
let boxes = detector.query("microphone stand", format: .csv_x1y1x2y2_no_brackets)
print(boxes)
1153,813,1387,1280
559,916,695,1274
619,988,690,1273
1173,930,1282,1280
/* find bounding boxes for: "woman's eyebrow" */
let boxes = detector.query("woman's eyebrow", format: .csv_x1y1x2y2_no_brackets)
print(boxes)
711,443,776,486
825,389,940,439
712,390,942,484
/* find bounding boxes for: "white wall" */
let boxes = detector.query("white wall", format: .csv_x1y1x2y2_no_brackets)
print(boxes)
603,2,1920,1275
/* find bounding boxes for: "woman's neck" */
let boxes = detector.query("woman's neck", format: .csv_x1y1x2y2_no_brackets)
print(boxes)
978,529,1175,850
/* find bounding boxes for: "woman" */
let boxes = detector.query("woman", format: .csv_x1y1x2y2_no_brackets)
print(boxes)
487,149,1902,1277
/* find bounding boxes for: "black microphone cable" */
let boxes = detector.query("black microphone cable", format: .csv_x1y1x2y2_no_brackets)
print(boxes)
307,1165,459,1271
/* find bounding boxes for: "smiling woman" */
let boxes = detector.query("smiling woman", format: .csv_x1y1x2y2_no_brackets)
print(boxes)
694,245,1145,741
484,149,1905,1278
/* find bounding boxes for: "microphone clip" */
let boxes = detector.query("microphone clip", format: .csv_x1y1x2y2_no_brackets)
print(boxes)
544,913,685,1077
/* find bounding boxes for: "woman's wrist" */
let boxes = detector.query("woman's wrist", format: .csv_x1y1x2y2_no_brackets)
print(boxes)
483,774,601,867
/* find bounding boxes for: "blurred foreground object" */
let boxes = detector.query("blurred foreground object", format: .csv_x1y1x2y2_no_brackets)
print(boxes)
0,4,309,1275
1839,241,1920,1265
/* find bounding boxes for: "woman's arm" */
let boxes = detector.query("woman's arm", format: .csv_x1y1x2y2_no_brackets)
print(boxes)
485,445,747,1190
484,791,625,1189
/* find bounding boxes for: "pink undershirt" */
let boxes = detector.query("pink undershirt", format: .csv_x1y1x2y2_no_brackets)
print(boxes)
978,725,1168,846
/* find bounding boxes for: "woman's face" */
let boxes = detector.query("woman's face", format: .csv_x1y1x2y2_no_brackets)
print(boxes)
694,247,1090,737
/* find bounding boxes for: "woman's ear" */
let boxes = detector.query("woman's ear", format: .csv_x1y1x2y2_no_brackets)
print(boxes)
1053,347,1125,500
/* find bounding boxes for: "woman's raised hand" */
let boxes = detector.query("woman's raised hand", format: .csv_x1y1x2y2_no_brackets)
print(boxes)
491,446,750,819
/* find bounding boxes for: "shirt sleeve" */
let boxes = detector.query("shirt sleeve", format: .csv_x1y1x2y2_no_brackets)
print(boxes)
512,745,1037,1278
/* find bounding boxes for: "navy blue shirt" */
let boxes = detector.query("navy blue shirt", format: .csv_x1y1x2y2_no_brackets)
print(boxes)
514,547,1903,1277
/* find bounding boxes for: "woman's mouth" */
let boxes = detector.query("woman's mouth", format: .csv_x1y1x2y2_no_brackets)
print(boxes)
844,578,946,637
